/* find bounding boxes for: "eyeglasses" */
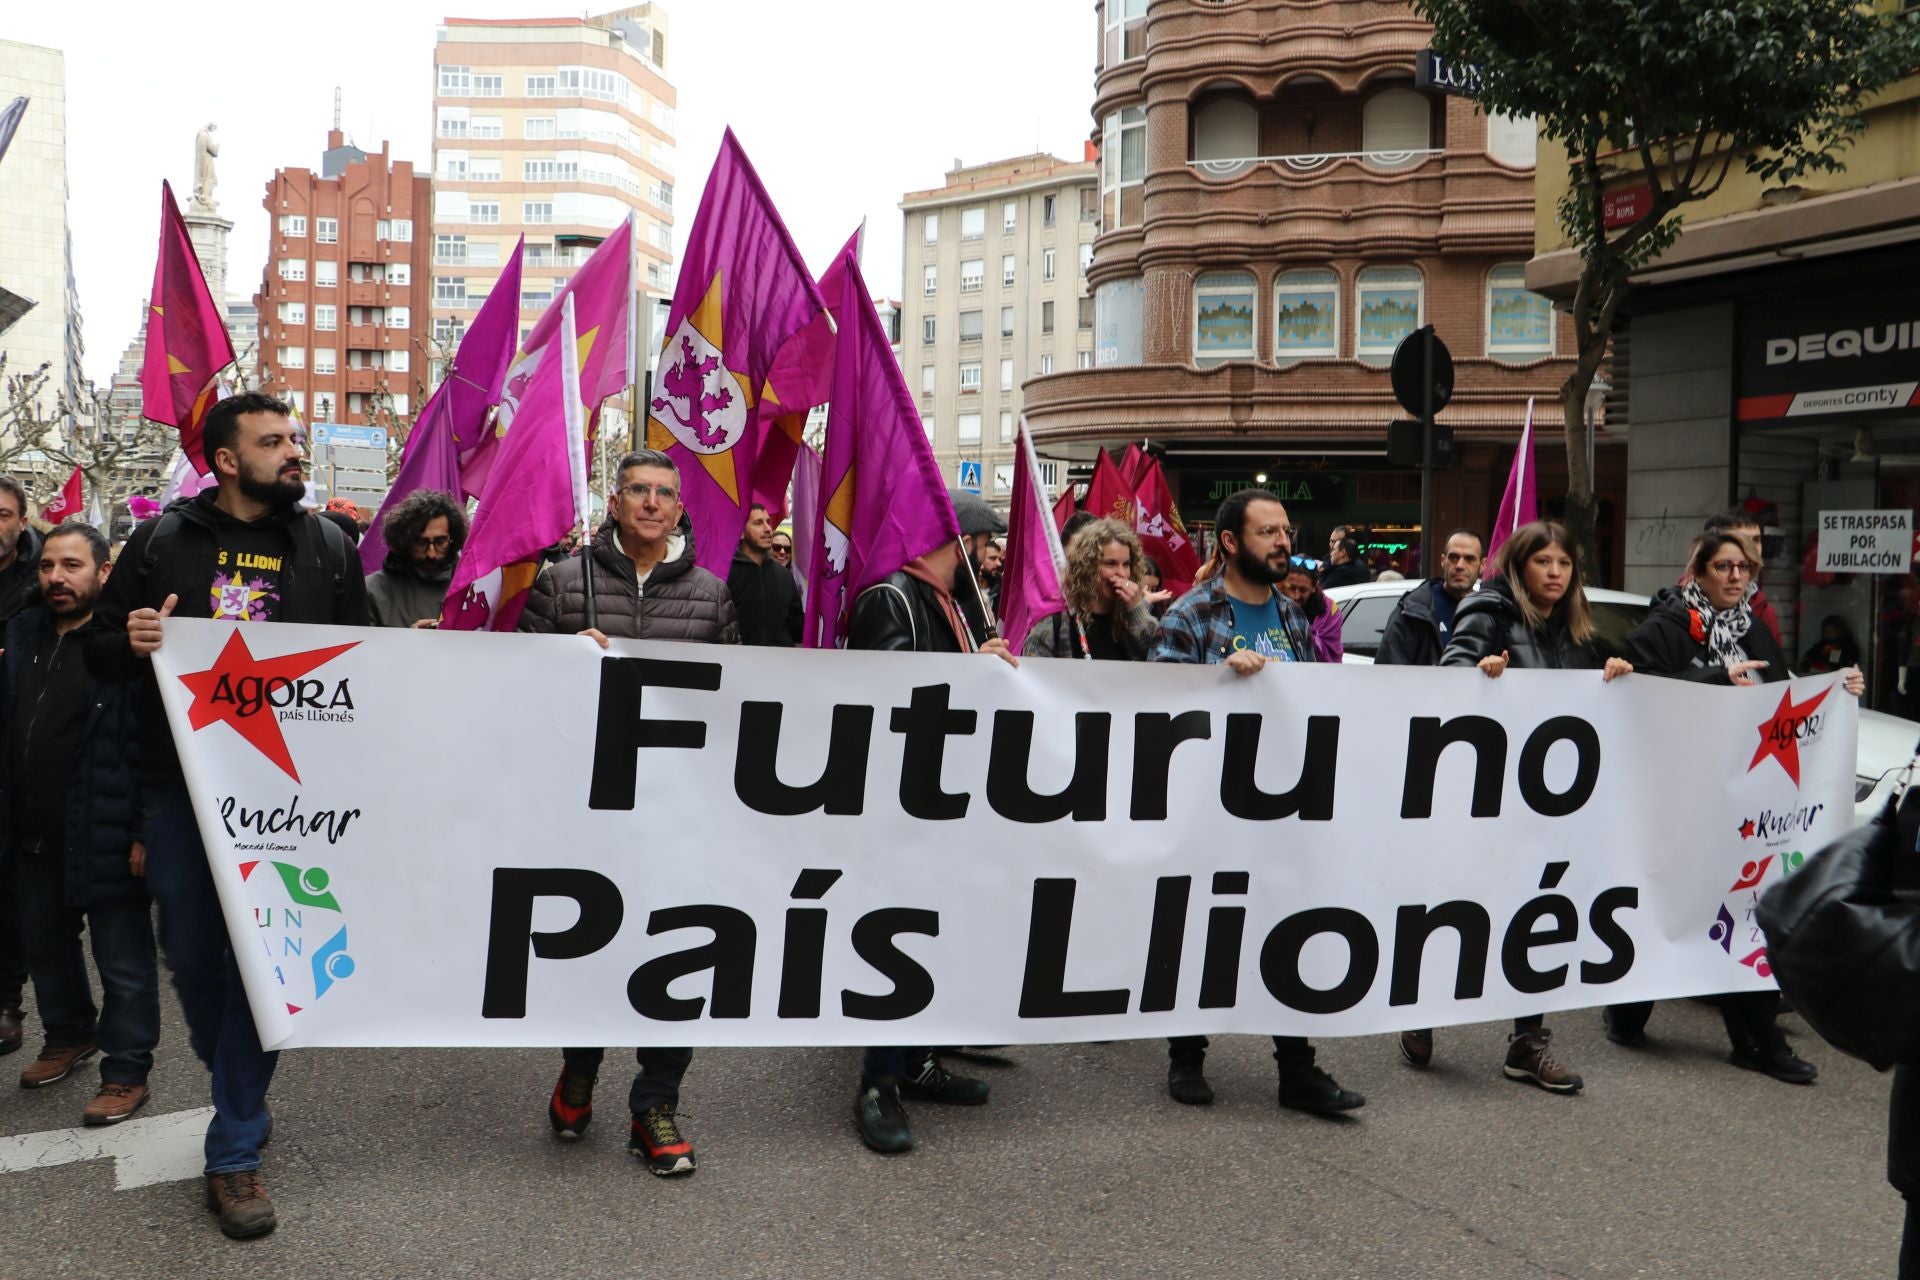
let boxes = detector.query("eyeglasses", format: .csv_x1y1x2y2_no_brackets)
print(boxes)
1288,555,1323,570
411,536,452,552
770,542,792,552
619,482,679,503
1249,525,1298,541
1707,560,1753,577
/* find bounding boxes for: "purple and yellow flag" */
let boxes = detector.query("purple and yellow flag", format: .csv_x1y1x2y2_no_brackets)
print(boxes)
645,129,827,573
141,181,236,468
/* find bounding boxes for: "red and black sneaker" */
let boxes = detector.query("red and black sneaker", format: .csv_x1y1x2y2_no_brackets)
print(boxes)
548,1067,595,1140
628,1106,696,1176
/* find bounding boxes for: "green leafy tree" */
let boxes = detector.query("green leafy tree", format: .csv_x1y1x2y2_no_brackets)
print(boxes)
1412,0,1920,564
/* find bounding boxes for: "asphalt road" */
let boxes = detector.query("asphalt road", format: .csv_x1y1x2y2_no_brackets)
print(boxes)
0,994,1898,1279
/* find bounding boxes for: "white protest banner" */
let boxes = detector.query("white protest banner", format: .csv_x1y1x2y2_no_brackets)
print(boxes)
1817,509,1913,574
151,620,1856,1051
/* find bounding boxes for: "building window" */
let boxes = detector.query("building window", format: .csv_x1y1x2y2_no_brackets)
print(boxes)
1274,269,1339,361
435,234,467,265
525,116,557,140
387,306,410,329
389,350,410,373
285,390,306,413
924,264,938,296
1192,96,1260,170
279,214,307,238
1000,306,1014,337
922,315,936,343
523,288,554,312
1078,244,1093,277
471,116,503,140
524,201,554,225
437,109,468,139
921,415,934,438
278,258,306,282
1002,254,1016,288
959,310,983,341
315,218,338,244
1080,187,1098,221
1043,194,1057,227
958,412,982,443
961,207,985,239
390,219,412,242
999,410,1014,442
1042,301,1055,334
435,277,468,306
314,349,337,375
1104,0,1147,66
1077,350,1094,369
1079,297,1094,329
1193,270,1256,363
1486,111,1538,169
1041,354,1054,375
438,64,469,96
1486,264,1555,360
1362,88,1432,168
314,304,336,331
1102,106,1147,229
278,302,307,325
472,73,503,97
1043,249,1057,281
1356,266,1424,364
1003,201,1017,233
959,361,982,391
278,346,306,370
526,74,556,97
924,212,939,244
386,263,411,286
960,259,983,293
921,364,936,396
999,357,1014,391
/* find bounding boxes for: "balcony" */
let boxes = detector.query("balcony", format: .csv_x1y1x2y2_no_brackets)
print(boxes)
1188,149,1444,180
348,281,380,307
346,325,379,349
345,368,379,394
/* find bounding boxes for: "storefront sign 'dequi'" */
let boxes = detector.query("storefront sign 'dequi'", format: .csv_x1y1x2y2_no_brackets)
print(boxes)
1738,288,1920,421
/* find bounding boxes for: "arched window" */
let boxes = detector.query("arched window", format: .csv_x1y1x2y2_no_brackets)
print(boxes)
1486,264,1555,360
1486,111,1537,169
1192,96,1260,175
1192,271,1256,364
1274,270,1339,361
1355,266,1423,364
1362,88,1431,169
1102,106,1147,229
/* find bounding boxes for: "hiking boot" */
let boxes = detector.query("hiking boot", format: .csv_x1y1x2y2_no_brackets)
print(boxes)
0,1008,21,1055
1399,1029,1434,1067
1167,1060,1214,1105
204,1170,277,1239
628,1106,696,1176
899,1053,989,1105
547,1066,594,1140
854,1083,913,1153
19,1041,95,1089
1730,1040,1818,1084
1505,1029,1584,1093
1602,1008,1648,1048
83,1082,150,1125
1279,1065,1367,1116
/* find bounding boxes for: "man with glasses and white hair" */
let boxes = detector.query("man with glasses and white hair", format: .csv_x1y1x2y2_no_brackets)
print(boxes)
517,448,738,1178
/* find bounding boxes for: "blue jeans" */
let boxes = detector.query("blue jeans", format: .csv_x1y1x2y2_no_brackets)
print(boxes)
12,839,159,1084
142,784,276,1175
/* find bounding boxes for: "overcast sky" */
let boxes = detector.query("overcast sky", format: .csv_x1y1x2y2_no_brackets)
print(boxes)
7,0,1093,387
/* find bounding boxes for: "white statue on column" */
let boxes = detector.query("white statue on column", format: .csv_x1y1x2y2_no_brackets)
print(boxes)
191,123,220,213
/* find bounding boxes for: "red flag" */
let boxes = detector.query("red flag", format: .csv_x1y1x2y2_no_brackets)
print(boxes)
41,466,82,523
141,182,236,469
1134,458,1201,596
1085,448,1136,526
1052,483,1078,535
1117,442,1150,489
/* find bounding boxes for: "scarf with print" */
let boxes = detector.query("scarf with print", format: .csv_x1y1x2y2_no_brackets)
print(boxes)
1681,578,1754,669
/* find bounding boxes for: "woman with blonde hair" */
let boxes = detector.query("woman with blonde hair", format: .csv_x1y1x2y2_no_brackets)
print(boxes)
1021,518,1159,660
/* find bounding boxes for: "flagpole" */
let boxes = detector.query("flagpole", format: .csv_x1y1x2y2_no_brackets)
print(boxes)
957,537,998,643
560,293,597,632
1514,397,1533,540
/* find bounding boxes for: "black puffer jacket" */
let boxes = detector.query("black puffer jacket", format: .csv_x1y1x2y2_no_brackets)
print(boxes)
1376,578,1453,668
1440,575,1607,671
0,607,144,906
518,524,740,644
1625,586,1790,685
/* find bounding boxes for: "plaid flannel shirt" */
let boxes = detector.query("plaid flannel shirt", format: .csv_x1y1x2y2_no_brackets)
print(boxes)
1149,573,1317,666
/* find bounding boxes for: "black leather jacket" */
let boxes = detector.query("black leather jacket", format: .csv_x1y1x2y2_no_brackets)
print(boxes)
1439,576,1605,671
848,571,975,654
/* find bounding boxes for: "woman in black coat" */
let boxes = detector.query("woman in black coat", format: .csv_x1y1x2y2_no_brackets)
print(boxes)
1608,529,1865,1084
1410,521,1631,1094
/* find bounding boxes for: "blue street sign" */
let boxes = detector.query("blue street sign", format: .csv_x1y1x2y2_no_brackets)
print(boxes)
957,460,982,494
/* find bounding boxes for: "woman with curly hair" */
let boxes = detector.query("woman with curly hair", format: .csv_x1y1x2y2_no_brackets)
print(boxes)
366,489,468,628
1020,517,1160,660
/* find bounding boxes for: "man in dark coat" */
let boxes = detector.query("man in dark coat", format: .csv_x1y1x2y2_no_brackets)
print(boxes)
0,474,41,1055
365,489,466,628
520,448,737,1178
726,502,802,646
1,523,158,1125
1374,529,1483,669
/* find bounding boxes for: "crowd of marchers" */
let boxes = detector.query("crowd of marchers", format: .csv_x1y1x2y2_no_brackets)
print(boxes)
0,392,1869,1241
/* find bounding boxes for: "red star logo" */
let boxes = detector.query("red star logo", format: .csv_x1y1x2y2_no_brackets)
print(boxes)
1748,686,1831,787
177,630,359,783
1738,818,1756,840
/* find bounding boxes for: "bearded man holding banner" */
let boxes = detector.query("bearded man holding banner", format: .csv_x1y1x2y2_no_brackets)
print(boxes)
82,392,367,1240
519,447,738,1177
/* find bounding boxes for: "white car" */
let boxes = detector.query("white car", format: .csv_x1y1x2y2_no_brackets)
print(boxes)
1324,578,1916,826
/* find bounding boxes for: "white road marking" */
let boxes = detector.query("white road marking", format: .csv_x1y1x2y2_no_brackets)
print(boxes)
0,1107,211,1189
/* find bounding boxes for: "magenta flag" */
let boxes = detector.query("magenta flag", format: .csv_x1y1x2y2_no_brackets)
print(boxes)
645,130,828,573
999,422,1069,651
439,299,584,633
474,221,629,500
803,247,959,648
362,239,524,572
788,441,822,594
1486,397,1539,571
142,182,236,468
747,227,860,520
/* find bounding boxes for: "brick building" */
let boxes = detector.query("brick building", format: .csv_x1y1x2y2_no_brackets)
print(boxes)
1022,0,1617,576
252,130,433,429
